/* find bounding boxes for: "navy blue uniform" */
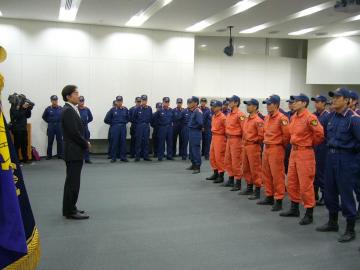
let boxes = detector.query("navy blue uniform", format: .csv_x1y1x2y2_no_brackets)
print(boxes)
180,108,192,160
79,107,93,162
104,107,129,161
172,107,183,156
151,111,159,157
133,105,153,160
200,106,211,159
222,108,231,116
325,108,360,221
42,105,63,158
283,110,294,174
153,107,174,160
129,105,139,158
188,108,203,167
314,110,330,192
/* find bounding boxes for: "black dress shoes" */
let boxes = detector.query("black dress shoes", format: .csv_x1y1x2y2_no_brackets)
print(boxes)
65,213,89,220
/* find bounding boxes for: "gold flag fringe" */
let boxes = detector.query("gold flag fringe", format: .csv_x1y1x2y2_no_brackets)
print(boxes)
4,227,41,270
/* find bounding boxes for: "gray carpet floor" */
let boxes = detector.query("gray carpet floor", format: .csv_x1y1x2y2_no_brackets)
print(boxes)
22,156,360,270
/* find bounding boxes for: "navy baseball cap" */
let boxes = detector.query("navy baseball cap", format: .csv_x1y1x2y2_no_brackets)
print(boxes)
163,97,170,102
200,97,207,102
290,93,309,104
349,91,359,100
244,99,259,107
263,95,280,105
311,95,327,103
190,96,199,104
228,95,240,104
141,95,148,100
286,98,294,104
212,100,223,107
156,102,162,109
79,96,85,102
50,95,58,101
329,88,351,98
116,96,123,101
135,97,141,102
223,100,229,105
176,98,183,103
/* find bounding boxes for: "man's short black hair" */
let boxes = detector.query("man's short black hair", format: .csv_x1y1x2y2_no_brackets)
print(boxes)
62,85,77,102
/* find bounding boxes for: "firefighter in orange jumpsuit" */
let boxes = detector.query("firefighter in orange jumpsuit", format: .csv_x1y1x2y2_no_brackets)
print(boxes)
240,99,264,200
223,95,246,191
280,94,324,225
206,100,227,183
257,95,290,212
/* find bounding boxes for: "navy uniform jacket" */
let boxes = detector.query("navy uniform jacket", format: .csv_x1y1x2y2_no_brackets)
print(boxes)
181,108,192,127
79,107,93,127
42,106,62,125
153,107,174,126
173,107,183,127
222,108,231,116
326,108,360,151
104,107,129,125
314,110,330,139
188,108,203,130
133,105,153,124
129,106,138,124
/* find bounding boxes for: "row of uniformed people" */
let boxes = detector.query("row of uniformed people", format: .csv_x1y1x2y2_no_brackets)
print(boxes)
42,95,93,163
201,88,360,249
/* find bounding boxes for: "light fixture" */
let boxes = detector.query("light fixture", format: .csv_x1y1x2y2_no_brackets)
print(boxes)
239,2,332,34
185,0,266,32
126,0,173,27
345,14,360,22
333,30,360,37
0,10,2,16
59,0,82,22
200,44,207,48
288,27,317,36
240,23,271,34
238,45,245,49
270,46,279,50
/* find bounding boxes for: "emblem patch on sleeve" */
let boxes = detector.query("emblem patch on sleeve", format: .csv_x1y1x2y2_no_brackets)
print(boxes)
281,119,288,126
240,116,245,121
310,119,318,126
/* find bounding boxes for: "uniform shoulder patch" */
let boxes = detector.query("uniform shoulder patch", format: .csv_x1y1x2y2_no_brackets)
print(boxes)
281,118,288,126
240,115,246,121
257,122,264,127
310,119,318,126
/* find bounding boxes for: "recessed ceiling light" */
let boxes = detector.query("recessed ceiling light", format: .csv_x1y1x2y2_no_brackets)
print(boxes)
186,0,266,32
288,27,317,36
126,0,173,27
240,23,271,34
59,0,82,22
200,44,207,48
239,2,332,34
270,46,279,50
333,30,360,37
238,45,245,49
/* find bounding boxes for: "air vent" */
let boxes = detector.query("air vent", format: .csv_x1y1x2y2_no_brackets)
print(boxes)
65,0,73,10
315,32,328,36
268,30,280,34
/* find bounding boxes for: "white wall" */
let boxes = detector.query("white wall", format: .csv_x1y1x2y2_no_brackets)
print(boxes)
307,36,360,85
194,36,310,101
0,19,194,156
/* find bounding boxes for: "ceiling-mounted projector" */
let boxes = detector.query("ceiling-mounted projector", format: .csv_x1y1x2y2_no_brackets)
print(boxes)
224,26,234,57
334,0,360,13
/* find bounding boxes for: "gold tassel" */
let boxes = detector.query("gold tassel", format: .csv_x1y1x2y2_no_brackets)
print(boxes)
4,227,41,270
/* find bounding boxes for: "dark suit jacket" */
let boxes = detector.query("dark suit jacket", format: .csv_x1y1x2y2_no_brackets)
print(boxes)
61,103,89,161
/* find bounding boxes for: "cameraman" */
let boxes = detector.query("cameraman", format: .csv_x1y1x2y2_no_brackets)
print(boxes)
10,99,32,163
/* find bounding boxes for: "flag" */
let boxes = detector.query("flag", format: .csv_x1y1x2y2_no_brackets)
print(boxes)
0,112,41,270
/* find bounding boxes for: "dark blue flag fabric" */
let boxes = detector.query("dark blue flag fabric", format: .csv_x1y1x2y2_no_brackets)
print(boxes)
0,112,41,270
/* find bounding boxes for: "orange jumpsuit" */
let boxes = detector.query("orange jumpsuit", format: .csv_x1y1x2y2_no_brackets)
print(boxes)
287,109,324,209
242,113,264,188
262,110,290,200
210,111,227,173
224,107,246,180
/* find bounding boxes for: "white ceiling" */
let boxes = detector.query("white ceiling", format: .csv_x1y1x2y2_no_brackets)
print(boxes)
0,0,359,39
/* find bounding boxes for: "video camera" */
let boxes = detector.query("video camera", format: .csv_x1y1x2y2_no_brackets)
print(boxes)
8,93,35,108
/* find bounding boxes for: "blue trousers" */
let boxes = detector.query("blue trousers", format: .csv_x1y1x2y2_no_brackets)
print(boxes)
130,124,136,157
83,126,90,161
181,126,189,160
173,124,182,156
158,125,173,160
152,127,159,157
47,124,63,158
314,143,327,190
202,129,211,159
107,128,111,157
189,129,201,167
110,124,127,160
135,123,150,159
324,151,359,220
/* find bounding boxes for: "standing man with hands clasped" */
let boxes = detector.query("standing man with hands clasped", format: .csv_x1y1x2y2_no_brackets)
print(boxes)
61,85,90,220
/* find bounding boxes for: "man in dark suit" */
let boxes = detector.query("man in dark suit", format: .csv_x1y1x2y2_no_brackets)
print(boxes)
61,85,90,220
